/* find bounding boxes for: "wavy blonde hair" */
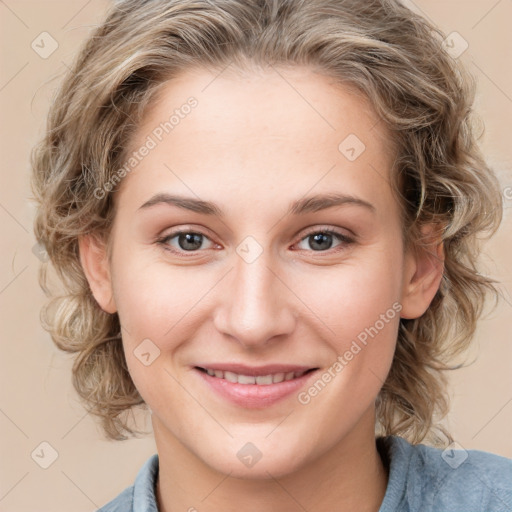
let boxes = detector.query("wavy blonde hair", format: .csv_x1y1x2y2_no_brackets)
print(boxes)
31,0,503,443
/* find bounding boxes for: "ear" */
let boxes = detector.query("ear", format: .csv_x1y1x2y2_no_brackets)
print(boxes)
400,223,445,320
78,233,117,314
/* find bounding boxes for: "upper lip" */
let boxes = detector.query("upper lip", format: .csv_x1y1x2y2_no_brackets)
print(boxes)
194,363,318,376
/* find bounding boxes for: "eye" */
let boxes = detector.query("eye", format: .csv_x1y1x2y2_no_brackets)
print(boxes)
295,228,354,253
156,230,216,255
156,226,354,258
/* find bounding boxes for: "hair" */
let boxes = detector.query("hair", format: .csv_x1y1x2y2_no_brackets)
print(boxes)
31,0,503,443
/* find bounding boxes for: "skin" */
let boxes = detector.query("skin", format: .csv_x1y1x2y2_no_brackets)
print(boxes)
79,64,444,512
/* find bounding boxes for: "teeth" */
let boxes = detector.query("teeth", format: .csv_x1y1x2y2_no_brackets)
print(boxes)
238,374,256,384
202,368,308,385
224,371,238,383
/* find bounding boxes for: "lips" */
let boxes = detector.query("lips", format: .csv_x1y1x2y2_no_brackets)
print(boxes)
193,363,320,408
195,363,317,382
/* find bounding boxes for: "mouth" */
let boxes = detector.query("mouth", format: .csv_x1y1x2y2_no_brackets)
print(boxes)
194,366,318,385
193,364,320,408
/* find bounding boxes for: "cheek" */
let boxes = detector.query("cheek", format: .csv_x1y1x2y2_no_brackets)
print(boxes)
290,247,404,405
112,251,208,341
291,249,404,340
111,252,222,397
113,262,198,411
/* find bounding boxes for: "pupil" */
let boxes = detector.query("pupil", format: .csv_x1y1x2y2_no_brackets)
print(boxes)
179,233,202,251
310,233,332,251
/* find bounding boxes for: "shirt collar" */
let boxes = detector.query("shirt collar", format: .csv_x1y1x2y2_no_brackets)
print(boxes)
133,453,159,512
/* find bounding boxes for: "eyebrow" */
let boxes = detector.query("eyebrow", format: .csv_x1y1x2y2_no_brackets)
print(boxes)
138,192,376,216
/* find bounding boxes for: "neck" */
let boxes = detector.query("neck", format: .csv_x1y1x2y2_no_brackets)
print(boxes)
153,408,388,512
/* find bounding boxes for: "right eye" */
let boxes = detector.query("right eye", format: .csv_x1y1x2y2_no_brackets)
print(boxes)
156,230,217,256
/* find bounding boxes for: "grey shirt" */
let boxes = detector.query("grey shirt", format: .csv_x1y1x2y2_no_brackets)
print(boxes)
97,435,512,511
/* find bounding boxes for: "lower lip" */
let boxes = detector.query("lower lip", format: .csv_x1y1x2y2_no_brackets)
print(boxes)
194,368,318,408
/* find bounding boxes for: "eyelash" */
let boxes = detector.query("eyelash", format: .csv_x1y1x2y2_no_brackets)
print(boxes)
155,226,354,258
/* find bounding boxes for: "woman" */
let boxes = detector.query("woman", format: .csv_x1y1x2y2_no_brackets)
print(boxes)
31,0,512,510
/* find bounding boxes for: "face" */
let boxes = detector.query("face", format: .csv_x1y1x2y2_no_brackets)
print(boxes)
81,64,442,479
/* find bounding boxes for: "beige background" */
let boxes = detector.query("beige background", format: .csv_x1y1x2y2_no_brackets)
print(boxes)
0,1,511,511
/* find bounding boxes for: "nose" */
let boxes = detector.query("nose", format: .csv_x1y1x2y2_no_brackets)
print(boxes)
213,247,296,349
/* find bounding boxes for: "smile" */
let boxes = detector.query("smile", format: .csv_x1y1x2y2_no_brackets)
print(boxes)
196,367,314,385
193,365,320,408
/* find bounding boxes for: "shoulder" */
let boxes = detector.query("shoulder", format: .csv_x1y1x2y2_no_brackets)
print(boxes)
379,435,512,512
96,453,159,512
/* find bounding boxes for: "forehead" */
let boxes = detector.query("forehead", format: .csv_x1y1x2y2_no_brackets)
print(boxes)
114,65,397,218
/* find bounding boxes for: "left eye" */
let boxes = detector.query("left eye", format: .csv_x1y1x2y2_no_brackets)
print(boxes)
296,230,352,252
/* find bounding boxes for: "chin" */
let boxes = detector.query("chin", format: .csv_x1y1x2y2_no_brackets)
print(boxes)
199,438,311,480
